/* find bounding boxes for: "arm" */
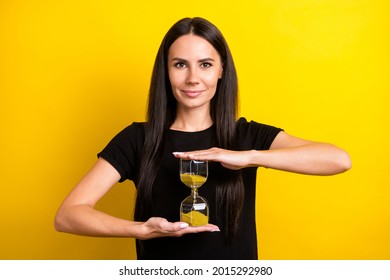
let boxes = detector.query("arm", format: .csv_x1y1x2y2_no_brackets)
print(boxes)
173,131,351,175
54,158,219,239
255,131,351,175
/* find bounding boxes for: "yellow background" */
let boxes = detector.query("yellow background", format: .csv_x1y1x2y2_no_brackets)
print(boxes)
1,0,389,259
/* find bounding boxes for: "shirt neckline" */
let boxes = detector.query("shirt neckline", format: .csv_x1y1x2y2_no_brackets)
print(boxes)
169,124,215,134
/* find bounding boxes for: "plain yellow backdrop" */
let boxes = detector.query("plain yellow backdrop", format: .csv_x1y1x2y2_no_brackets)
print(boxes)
1,0,389,259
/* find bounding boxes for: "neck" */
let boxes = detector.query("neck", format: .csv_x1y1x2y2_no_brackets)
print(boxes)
171,107,213,132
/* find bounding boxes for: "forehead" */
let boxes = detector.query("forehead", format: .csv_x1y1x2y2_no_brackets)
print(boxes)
168,34,220,59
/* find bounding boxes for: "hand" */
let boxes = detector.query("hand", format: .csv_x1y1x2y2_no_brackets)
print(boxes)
138,217,220,240
173,147,255,170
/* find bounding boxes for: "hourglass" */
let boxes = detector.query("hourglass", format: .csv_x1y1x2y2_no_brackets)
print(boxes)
179,159,209,226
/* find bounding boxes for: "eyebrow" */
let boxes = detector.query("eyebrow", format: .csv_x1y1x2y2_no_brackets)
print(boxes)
171,57,216,63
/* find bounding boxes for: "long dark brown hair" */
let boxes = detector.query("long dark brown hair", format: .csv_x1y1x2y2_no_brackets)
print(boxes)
135,17,244,241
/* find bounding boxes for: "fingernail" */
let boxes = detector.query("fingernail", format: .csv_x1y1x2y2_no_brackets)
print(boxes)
173,152,184,156
180,223,189,229
210,228,220,232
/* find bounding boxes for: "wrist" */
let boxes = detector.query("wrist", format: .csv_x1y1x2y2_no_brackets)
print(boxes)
248,149,264,167
126,221,148,239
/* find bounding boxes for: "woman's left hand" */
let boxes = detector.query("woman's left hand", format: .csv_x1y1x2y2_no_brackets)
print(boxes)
173,148,254,170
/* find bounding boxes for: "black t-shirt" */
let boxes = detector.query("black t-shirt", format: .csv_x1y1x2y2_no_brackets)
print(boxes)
98,117,282,259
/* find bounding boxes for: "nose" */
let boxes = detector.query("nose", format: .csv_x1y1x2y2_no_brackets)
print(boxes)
185,68,200,85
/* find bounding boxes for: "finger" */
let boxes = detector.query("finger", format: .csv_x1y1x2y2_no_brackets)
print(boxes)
173,151,220,161
188,153,218,161
172,152,187,158
173,151,210,158
196,224,220,232
166,224,220,238
161,221,189,232
183,224,220,233
173,148,219,156
172,152,202,160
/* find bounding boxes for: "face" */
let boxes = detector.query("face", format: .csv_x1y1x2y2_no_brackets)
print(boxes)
167,34,223,112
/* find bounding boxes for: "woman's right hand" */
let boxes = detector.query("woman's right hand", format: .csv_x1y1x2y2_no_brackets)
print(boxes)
137,217,220,240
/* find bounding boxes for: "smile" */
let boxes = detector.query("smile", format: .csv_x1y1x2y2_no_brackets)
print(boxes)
181,89,205,97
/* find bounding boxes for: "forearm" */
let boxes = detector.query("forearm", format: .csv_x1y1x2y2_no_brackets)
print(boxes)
250,143,351,175
54,204,142,238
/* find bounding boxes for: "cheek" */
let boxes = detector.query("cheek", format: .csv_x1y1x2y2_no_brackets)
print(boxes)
168,72,183,89
204,73,221,87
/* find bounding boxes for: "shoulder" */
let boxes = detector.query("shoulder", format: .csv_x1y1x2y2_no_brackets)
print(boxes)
107,122,146,146
123,121,146,132
98,122,146,182
236,117,281,131
236,117,284,150
117,122,146,137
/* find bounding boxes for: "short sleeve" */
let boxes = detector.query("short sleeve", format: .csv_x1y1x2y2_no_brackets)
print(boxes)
97,122,145,182
236,117,283,150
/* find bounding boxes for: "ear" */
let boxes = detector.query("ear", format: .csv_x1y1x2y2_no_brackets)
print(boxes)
219,67,223,79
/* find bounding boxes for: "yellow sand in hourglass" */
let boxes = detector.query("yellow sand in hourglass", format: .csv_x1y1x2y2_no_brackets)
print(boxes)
180,210,208,226
180,174,207,188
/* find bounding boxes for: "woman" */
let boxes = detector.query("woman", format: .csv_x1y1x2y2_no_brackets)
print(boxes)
54,17,351,259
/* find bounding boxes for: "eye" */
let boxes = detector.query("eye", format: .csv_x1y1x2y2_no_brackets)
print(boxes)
174,62,187,68
200,62,212,68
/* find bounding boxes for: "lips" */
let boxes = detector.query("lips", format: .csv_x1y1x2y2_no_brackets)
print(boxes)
181,89,205,98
